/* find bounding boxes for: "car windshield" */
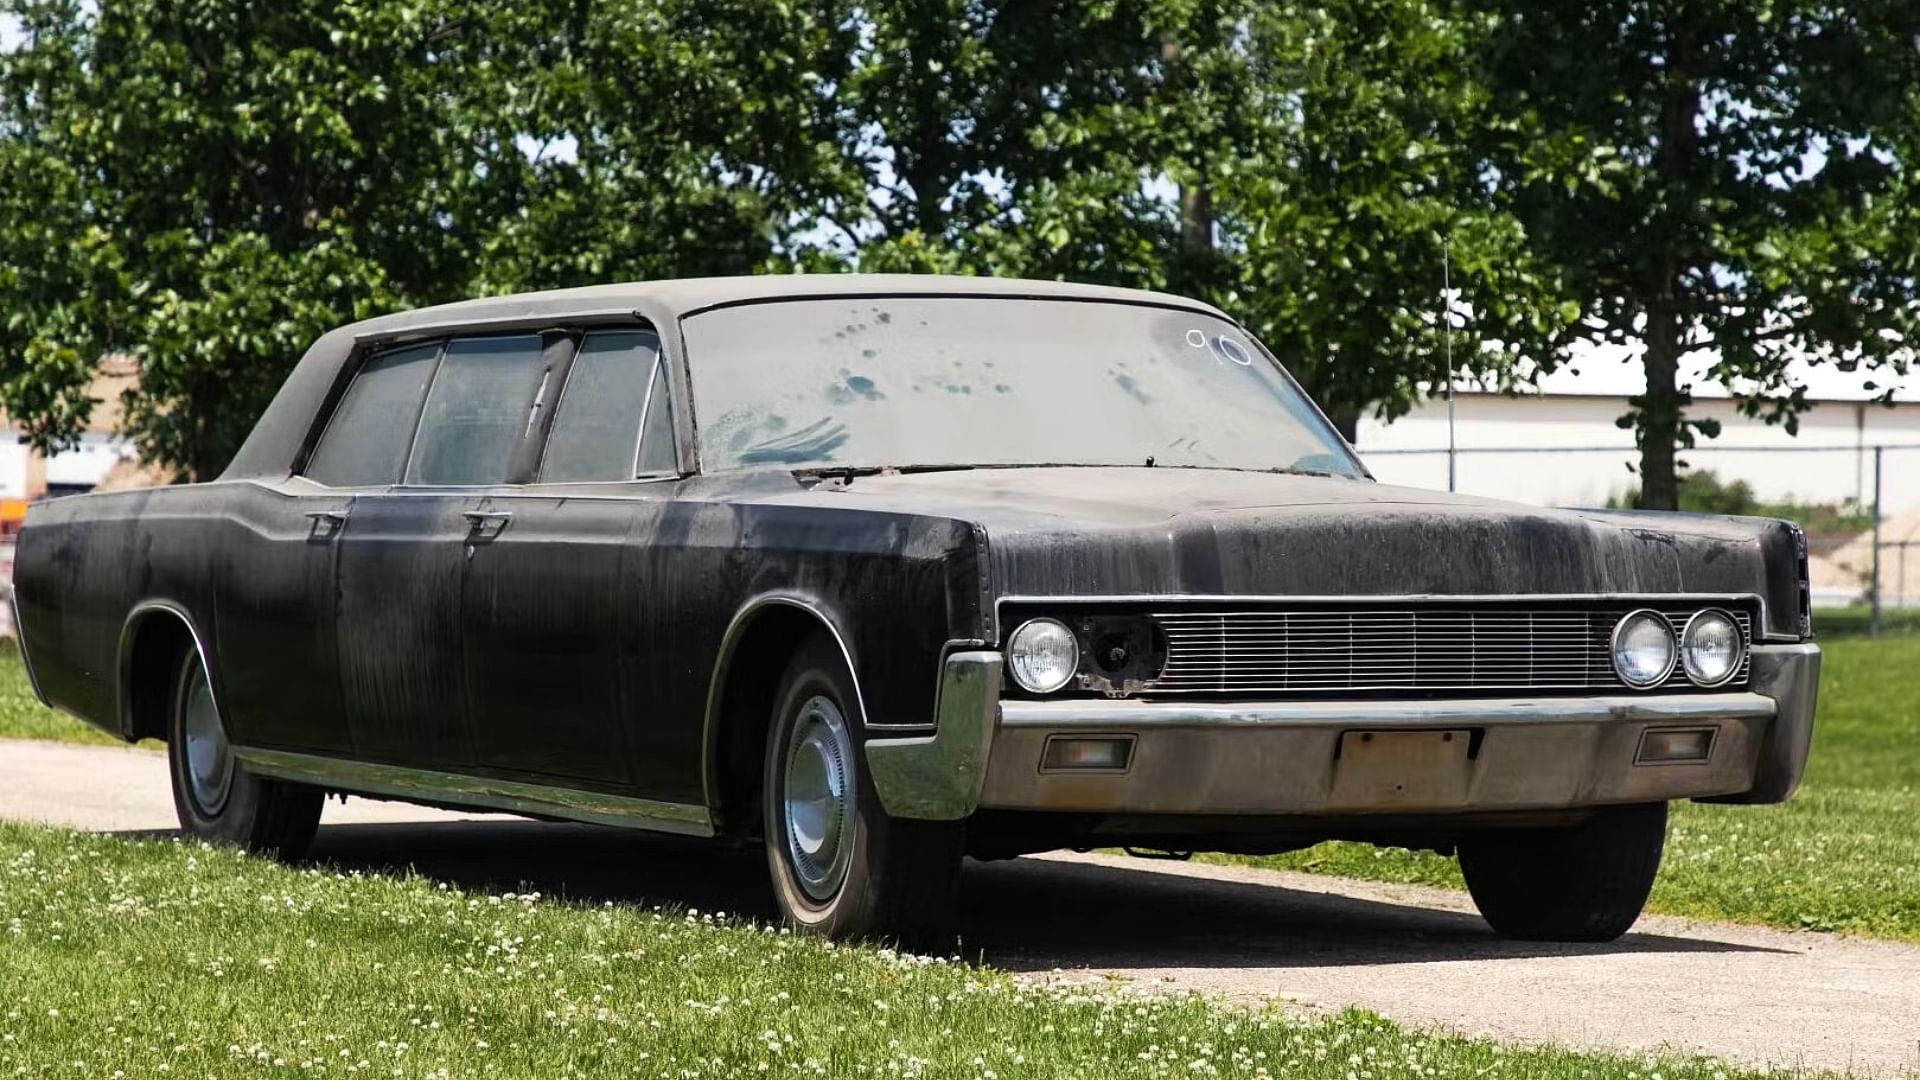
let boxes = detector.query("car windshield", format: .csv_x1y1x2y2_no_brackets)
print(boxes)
682,296,1365,478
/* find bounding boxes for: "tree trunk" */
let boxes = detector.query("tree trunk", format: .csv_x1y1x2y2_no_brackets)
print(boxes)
1636,305,1682,510
1180,184,1213,254
1635,27,1701,511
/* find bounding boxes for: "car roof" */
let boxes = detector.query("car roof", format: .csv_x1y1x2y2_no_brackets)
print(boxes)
223,274,1237,482
339,273,1230,338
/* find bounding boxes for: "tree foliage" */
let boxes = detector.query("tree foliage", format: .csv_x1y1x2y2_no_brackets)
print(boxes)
1463,0,1920,508
3,0,1918,491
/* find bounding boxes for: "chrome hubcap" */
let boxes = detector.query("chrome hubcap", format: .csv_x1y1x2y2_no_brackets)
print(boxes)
180,660,233,816
782,695,855,901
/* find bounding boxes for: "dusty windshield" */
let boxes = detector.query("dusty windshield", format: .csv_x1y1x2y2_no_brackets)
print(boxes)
683,296,1363,477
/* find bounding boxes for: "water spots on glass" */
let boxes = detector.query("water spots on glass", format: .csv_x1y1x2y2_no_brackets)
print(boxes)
1112,372,1151,405
736,417,851,465
845,375,883,401
993,383,1012,394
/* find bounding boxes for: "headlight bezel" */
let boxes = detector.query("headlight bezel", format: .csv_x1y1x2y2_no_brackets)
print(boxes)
1005,617,1081,694
1610,609,1678,689
1680,608,1746,688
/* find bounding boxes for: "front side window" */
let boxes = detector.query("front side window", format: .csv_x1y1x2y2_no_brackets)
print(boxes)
305,344,440,487
541,330,673,482
682,297,1363,477
407,335,549,486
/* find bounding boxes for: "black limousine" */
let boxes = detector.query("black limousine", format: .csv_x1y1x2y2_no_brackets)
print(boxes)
12,275,1819,944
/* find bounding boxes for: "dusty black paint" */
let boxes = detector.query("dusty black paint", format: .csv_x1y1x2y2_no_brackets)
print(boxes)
12,276,1809,823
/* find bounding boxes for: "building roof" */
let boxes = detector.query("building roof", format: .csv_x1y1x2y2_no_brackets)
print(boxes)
1456,339,1920,405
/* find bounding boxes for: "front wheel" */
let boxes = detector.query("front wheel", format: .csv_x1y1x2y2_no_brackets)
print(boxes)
762,635,963,947
1457,802,1667,942
167,649,323,859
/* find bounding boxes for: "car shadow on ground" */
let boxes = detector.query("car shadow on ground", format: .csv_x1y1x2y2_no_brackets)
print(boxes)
114,818,1788,969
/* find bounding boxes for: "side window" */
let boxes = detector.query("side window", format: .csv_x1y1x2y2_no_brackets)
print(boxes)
305,344,441,487
406,335,549,486
541,330,676,482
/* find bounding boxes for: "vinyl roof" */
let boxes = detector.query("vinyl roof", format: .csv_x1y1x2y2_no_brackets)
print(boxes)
339,273,1228,339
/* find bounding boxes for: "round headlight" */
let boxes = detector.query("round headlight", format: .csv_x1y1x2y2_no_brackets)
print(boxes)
1611,610,1677,688
1007,618,1079,694
1681,609,1745,686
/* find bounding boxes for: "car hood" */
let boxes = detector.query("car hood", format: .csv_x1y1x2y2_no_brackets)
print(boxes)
732,467,1806,638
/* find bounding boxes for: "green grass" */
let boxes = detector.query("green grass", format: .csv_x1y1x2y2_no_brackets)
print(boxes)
1807,605,1920,638
1226,635,1920,940
0,641,149,748
0,823,1822,1079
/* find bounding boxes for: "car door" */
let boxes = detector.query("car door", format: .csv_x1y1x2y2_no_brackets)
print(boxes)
211,479,356,754
330,334,552,770
461,329,678,785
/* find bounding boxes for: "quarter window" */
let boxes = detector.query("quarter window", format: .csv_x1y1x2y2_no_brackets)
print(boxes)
541,331,675,482
407,335,549,486
305,344,440,487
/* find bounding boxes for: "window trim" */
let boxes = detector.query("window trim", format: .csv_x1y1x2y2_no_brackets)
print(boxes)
533,327,679,485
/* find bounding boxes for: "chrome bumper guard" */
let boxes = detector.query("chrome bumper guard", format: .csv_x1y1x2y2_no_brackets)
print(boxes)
867,643,1820,820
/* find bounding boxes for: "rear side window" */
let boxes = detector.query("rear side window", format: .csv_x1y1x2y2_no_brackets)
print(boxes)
541,331,675,481
407,335,549,486
305,344,440,487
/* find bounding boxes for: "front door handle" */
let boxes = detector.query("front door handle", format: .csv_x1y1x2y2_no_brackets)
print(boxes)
462,509,513,538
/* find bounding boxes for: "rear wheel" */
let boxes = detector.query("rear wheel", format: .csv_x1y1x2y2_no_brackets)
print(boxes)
167,649,323,859
1458,802,1667,942
762,635,963,948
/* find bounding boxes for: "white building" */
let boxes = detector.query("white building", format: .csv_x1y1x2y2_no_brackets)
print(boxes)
1355,342,1920,515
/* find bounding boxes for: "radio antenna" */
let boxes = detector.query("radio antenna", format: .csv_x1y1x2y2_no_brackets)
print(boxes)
1443,239,1457,493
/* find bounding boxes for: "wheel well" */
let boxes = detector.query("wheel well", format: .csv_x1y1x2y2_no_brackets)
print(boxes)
710,605,840,839
122,610,195,744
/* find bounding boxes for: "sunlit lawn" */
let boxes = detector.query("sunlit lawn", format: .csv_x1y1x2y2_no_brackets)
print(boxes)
0,824,1819,1079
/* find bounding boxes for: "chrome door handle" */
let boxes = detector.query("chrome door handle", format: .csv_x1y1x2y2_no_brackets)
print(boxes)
462,510,513,526
303,509,349,535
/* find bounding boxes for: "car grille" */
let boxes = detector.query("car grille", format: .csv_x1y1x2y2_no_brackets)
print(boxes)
1149,605,1751,695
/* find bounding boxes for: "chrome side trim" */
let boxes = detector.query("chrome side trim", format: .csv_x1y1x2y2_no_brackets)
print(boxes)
998,691,1777,730
866,651,1002,820
233,747,715,837
6,587,50,708
117,600,219,742
699,593,869,811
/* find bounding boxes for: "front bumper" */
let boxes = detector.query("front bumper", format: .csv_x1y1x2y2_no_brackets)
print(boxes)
866,643,1820,820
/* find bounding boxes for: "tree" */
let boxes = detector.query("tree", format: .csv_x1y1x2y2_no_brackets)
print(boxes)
0,0,533,478
1463,1,1920,508
1178,0,1583,434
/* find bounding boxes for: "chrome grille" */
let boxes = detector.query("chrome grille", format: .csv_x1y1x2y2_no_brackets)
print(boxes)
1149,606,1751,694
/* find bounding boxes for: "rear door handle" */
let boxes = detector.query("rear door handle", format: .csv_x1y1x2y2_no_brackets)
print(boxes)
304,508,349,535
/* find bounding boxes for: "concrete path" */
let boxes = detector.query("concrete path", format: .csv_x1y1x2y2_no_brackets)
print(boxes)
4,737,1917,1077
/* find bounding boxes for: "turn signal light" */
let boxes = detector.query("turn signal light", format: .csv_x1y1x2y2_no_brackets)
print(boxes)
1040,735,1134,772
1637,727,1714,764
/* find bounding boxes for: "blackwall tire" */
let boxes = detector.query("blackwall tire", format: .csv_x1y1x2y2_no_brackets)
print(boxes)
166,650,323,860
1458,802,1667,942
762,634,963,949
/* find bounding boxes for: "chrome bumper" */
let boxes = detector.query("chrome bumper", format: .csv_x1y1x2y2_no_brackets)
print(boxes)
867,643,1820,820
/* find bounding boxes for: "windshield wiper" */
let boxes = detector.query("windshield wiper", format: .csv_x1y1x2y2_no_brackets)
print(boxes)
790,463,992,487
